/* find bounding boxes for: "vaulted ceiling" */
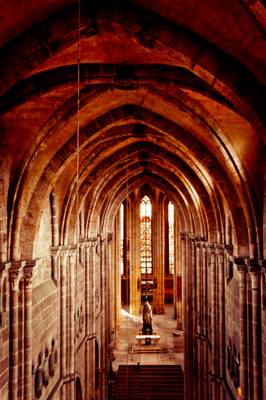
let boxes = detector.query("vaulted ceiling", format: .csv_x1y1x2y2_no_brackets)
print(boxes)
0,0,265,260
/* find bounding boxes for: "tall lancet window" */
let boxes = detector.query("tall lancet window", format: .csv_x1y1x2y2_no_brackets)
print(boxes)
168,201,175,275
140,196,152,276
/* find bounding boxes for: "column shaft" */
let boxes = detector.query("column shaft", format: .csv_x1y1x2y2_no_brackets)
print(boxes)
153,197,165,314
68,253,75,376
218,250,225,399
9,267,22,400
210,248,217,399
23,270,33,400
238,266,248,400
250,269,262,400
128,195,141,315
184,236,194,400
60,252,68,378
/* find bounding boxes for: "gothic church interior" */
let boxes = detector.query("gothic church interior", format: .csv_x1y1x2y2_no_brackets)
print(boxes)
0,0,265,399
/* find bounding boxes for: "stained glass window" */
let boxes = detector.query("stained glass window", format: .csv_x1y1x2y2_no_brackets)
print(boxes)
140,196,152,276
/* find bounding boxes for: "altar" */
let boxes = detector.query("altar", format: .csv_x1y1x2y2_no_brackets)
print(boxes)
135,334,161,346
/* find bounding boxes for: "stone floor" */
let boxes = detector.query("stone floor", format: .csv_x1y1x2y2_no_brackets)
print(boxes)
113,304,184,372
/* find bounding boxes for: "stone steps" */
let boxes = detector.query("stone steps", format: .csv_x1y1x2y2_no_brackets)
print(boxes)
112,364,184,400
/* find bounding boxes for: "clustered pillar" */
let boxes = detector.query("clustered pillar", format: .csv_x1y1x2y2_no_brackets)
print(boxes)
181,234,263,400
153,194,165,314
8,261,36,400
127,194,141,315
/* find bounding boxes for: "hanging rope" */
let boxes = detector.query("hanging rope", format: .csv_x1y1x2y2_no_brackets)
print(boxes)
74,0,81,397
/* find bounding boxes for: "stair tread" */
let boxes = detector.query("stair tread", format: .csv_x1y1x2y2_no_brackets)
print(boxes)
113,364,184,400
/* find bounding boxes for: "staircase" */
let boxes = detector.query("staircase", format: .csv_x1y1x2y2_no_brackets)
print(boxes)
112,364,184,400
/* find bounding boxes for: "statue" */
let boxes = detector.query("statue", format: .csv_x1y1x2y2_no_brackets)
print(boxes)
142,298,153,335
49,338,57,377
34,352,43,398
42,347,49,386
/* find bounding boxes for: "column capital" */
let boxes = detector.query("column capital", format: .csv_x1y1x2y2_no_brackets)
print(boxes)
234,256,245,266
23,260,36,289
195,241,202,249
88,237,97,247
9,261,24,290
98,232,113,243
207,242,217,255
225,244,233,254
68,246,76,261
248,261,261,274
50,246,60,257
59,246,69,258
107,232,113,242
236,264,248,275
180,232,188,241
0,261,11,278
248,263,261,290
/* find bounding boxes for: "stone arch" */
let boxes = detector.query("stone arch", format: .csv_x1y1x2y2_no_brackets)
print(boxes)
8,90,259,259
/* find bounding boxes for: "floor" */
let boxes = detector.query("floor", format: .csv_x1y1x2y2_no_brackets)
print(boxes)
113,304,184,371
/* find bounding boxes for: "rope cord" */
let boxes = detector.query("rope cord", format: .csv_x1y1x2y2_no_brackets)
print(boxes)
74,0,81,397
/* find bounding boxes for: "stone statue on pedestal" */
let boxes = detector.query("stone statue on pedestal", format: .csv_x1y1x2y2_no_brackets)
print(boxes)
142,298,153,335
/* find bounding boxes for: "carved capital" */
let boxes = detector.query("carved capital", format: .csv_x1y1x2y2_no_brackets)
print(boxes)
180,232,188,241
9,262,24,291
234,256,245,266
0,263,5,274
50,246,60,257
23,261,36,288
224,244,233,254
248,262,261,289
68,247,76,262
0,262,11,282
236,263,248,274
88,237,97,248
196,241,202,250
187,233,195,241
207,242,216,255
59,246,69,258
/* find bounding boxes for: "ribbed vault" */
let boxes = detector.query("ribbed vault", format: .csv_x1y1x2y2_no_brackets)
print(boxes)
0,2,265,400
0,0,264,262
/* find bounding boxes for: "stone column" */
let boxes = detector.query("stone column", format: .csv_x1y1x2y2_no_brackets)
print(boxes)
196,240,204,400
249,266,262,400
202,242,208,400
217,246,225,399
9,263,23,400
153,194,165,314
175,213,182,330
85,239,96,400
191,237,197,400
237,265,248,400
106,233,115,359
114,216,121,340
181,234,189,399
195,240,200,399
68,249,76,399
23,262,35,400
185,234,194,400
196,240,202,332
60,249,68,399
128,194,141,315
209,245,218,399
